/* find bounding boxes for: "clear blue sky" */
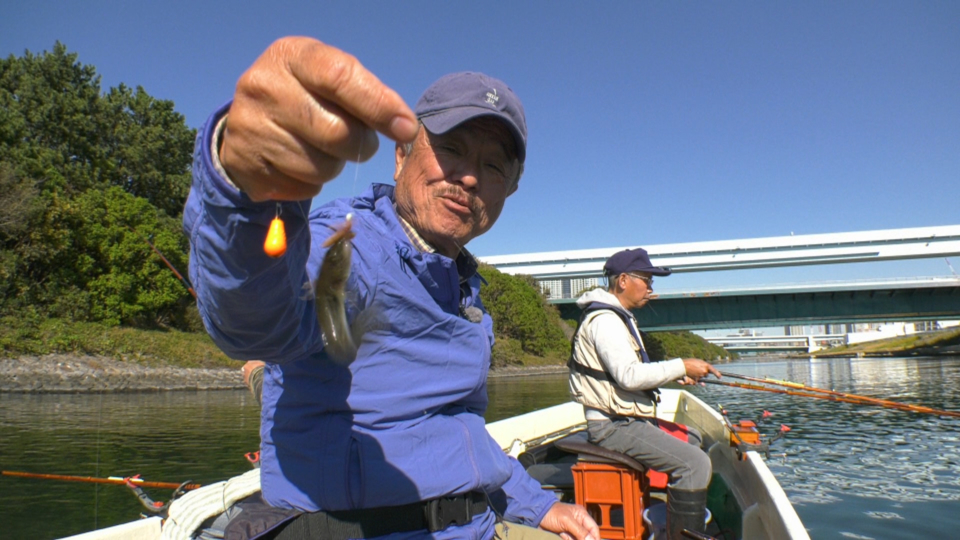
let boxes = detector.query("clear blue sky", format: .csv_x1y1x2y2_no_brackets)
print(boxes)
4,1,959,292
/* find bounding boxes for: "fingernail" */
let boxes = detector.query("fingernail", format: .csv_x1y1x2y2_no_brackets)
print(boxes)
390,115,418,141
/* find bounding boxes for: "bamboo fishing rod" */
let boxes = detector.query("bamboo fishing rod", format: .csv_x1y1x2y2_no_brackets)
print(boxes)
1,470,201,491
127,226,196,299
703,379,960,418
719,371,960,417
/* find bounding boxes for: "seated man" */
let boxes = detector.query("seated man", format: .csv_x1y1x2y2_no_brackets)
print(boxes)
567,248,720,540
186,37,598,540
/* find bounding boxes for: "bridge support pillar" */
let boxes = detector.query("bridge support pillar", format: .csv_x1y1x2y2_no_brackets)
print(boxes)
807,335,821,353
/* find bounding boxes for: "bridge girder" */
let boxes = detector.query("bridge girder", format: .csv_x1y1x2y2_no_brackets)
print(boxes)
485,225,960,330
553,280,960,331
484,225,960,278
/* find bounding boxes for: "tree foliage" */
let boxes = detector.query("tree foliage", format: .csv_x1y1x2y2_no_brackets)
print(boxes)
0,42,733,367
478,264,571,366
0,43,196,329
643,330,736,361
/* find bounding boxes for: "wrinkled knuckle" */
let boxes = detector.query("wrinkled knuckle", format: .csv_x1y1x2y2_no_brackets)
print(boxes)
294,37,328,59
236,68,277,106
297,100,318,131
270,36,312,64
323,54,357,93
367,89,391,123
271,36,300,51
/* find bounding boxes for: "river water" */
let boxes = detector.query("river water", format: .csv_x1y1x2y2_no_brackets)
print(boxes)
1,356,958,539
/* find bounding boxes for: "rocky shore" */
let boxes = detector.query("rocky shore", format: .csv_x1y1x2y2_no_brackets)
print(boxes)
0,354,246,393
0,354,568,394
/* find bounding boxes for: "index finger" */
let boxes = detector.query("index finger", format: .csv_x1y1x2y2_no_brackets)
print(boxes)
286,38,418,143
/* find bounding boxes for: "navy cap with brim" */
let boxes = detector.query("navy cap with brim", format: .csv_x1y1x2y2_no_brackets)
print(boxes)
604,248,672,277
419,107,526,164
415,72,527,163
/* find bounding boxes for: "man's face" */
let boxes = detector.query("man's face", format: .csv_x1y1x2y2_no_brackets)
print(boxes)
394,116,520,258
617,272,655,310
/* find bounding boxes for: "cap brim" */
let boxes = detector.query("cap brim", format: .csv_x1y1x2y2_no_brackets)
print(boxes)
420,107,526,163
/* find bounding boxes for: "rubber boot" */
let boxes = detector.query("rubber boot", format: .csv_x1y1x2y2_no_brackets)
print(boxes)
666,487,708,540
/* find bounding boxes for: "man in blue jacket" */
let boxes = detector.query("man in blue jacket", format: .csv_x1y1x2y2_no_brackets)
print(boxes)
184,37,599,540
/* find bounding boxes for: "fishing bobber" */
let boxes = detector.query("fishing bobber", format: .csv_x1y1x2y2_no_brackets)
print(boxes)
555,438,650,540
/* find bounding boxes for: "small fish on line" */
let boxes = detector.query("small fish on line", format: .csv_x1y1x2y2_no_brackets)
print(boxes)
315,214,358,364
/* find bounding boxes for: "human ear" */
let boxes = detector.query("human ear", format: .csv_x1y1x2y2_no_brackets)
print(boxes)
394,142,408,181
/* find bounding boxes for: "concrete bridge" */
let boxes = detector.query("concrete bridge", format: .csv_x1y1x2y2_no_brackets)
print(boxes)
481,225,960,330
704,334,847,354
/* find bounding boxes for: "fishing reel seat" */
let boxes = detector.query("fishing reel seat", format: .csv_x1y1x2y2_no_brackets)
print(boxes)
554,438,650,540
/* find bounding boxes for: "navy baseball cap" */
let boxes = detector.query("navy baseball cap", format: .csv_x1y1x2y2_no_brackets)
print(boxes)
604,248,672,277
415,72,527,163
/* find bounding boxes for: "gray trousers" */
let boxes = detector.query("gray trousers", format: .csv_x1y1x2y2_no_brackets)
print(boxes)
586,417,712,490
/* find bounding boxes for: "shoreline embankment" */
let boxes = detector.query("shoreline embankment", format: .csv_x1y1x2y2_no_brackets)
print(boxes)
0,354,567,394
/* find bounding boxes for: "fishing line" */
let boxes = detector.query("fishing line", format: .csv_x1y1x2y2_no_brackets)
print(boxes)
351,128,364,194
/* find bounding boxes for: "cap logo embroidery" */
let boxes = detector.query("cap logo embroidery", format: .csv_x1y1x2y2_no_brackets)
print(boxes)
485,88,499,106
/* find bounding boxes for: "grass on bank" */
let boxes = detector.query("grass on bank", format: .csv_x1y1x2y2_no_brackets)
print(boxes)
1,316,736,370
0,316,236,368
811,325,960,357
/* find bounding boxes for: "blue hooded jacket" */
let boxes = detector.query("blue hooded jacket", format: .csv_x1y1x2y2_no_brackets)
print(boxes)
183,104,557,538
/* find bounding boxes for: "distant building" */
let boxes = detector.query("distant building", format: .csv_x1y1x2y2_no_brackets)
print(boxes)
569,277,600,298
914,320,940,332
536,277,601,300
538,279,563,299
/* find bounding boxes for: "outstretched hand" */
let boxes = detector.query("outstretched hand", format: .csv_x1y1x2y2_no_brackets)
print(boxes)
220,37,419,202
681,358,722,385
539,502,600,540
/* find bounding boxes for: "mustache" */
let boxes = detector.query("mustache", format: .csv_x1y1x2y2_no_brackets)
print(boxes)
435,186,480,214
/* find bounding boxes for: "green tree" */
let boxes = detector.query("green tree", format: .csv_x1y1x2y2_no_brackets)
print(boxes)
0,43,196,328
59,187,191,326
478,264,571,366
643,330,736,361
0,42,193,213
98,83,194,216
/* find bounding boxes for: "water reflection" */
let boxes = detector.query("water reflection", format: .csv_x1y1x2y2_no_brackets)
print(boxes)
689,357,960,507
0,391,262,539
687,356,960,539
1,357,958,539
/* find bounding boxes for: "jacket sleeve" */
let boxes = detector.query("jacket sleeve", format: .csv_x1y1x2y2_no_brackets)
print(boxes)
182,103,320,362
588,313,686,390
489,456,558,527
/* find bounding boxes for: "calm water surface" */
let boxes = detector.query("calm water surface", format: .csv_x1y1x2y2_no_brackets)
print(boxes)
1,356,958,539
